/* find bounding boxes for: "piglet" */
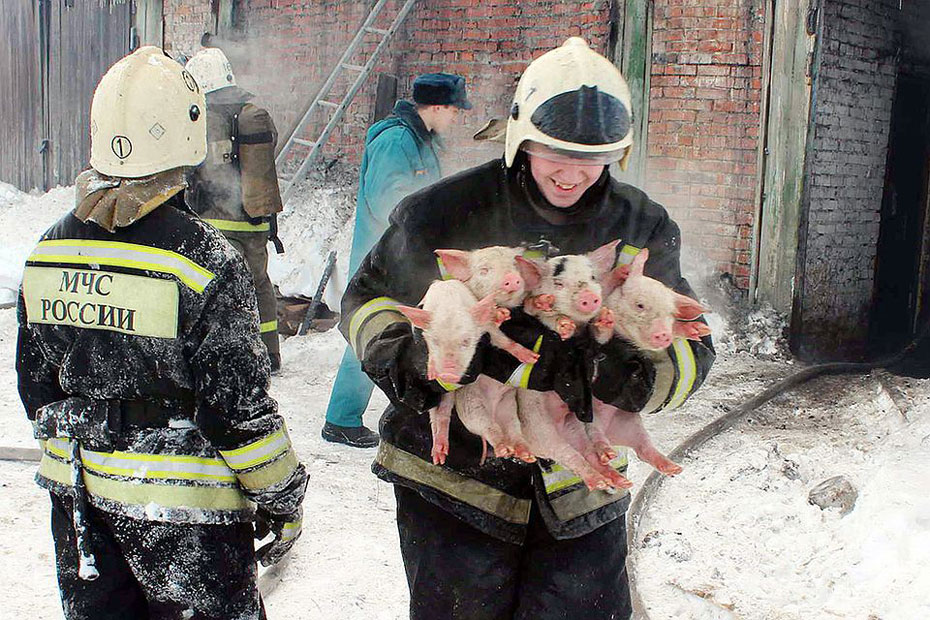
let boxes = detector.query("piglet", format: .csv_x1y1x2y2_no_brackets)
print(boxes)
435,246,540,364
516,389,632,491
432,246,542,464
586,247,711,476
398,278,540,466
520,240,620,340
397,279,500,465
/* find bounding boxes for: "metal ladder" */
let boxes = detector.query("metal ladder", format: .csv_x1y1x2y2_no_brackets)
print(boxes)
275,0,418,204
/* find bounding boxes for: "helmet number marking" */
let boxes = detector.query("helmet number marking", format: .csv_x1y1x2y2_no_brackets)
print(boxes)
181,70,198,93
111,136,133,160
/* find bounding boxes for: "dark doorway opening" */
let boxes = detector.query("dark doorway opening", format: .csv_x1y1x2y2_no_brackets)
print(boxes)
871,73,930,375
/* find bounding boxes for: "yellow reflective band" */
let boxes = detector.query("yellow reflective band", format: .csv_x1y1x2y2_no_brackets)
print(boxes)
260,319,278,333
436,378,459,392
618,244,641,265
522,249,545,259
348,296,402,348
506,336,544,388
22,266,180,338
29,239,215,294
542,449,630,495
37,455,250,513
542,462,584,494
665,339,697,410
280,520,301,542
376,441,532,524
220,426,291,470
45,438,237,483
436,256,452,280
235,449,299,491
203,218,270,233
549,482,629,522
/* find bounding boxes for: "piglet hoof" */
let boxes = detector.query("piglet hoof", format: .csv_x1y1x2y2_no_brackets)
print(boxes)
556,316,577,340
531,294,555,312
637,448,683,476
595,443,618,464
657,460,683,476
513,444,536,463
494,307,511,326
494,444,514,458
597,467,634,489
581,472,610,491
510,344,540,365
431,442,448,466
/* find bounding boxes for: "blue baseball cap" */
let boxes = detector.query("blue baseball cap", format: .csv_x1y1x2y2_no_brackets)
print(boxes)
412,73,472,110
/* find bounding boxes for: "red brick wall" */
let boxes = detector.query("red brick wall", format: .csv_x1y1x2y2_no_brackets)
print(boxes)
162,0,764,289
645,0,765,288
162,0,611,170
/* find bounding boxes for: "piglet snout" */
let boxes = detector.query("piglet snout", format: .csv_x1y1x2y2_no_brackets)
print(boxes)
575,290,602,313
499,272,523,294
649,331,672,349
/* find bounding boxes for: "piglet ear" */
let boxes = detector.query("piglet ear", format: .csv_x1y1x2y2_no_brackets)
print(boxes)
629,247,649,277
435,249,472,281
515,256,543,291
673,292,707,321
586,239,622,275
471,293,498,325
601,264,631,297
398,305,432,330
674,321,712,341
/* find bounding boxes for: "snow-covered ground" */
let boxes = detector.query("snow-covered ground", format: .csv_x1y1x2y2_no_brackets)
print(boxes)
0,179,927,619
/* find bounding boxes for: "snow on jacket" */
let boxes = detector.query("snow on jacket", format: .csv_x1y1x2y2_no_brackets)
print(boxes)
348,100,442,276
16,189,306,524
340,155,715,543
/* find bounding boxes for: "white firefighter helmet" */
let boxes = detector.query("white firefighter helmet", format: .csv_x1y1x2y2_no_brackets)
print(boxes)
504,37,634,168
185,47,237,94
89,46,206,178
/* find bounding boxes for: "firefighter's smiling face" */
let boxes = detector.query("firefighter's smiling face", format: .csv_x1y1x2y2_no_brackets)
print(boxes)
527,147,605,208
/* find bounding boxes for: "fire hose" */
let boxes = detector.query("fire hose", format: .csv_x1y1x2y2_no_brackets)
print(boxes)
626,320,929,619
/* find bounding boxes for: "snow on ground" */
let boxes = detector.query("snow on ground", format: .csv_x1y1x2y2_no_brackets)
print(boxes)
1,180,928,619
0,182,75,306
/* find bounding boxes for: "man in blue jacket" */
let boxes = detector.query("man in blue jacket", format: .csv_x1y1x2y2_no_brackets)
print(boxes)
322,73,471,447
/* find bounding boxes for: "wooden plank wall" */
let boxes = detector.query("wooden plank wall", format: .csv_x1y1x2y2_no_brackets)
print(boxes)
46,0,132,188
755,0,815,312
0,0,45,191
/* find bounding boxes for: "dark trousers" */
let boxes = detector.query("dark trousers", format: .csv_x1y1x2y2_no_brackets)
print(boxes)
394,485,632,620
50,492,265,620
226,231,280,362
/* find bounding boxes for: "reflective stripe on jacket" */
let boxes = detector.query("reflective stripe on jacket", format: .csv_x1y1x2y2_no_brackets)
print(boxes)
17,195,307,524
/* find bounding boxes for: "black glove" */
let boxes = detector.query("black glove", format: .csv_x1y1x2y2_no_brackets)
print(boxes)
479,309,597,421
254,506,302,567
589,337,656,412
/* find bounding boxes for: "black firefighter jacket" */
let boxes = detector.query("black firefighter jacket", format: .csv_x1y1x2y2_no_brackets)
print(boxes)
341,155,715,543
16,192,306,524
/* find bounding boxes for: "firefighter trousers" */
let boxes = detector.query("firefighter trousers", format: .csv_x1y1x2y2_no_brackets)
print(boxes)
50,492,266,620
225,230,280,365
394,485,633,620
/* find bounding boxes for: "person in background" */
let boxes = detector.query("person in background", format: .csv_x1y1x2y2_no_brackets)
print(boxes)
185,47,286,372
322,72,472,448
16,47,307,619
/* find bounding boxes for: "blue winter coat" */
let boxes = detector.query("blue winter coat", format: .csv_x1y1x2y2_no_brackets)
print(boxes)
348,100,442,275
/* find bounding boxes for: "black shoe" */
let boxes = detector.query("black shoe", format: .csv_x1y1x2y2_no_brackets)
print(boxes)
321,422,380,448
